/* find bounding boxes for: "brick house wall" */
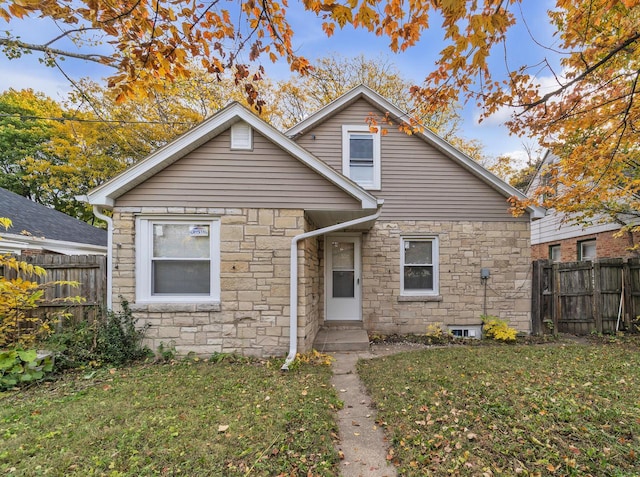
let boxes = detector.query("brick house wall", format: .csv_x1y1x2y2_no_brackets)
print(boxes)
532,229,640,262
111,206,315,358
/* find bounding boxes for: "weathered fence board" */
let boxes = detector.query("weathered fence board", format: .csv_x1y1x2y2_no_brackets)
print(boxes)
1,254,107,323
532,258,638,335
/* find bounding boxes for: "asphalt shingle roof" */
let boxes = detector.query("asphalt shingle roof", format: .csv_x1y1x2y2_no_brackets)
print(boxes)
0,187,107,246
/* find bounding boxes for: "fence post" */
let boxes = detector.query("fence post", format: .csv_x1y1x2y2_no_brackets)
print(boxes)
531,260,542,335
593,261,602,334
623,260,633,331
552,262,560,336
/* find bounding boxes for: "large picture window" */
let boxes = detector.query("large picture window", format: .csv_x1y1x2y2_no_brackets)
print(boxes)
342,125,381,190
401,237,438,295
136,216,220,303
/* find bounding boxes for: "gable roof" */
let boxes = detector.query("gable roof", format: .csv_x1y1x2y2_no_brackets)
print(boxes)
287,85,545,219
525,149,554,195
86,102,380,210
0,187,107,253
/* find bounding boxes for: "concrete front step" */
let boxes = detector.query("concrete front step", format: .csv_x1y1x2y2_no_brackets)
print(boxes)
321,320,364,330
313,328,370,352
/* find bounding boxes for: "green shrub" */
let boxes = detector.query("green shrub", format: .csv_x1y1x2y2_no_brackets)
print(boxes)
46,299,151,369
482,315,517,342
156,341,176,362
46,316,102,369
0,348,54,390
96,300,151,365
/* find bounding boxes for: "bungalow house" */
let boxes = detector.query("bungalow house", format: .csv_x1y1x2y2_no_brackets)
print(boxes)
0,186,107,255
84,86,543,364
528,151,640,262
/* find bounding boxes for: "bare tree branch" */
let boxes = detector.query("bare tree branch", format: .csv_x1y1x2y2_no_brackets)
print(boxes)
0,37,115,66
517,31,640,113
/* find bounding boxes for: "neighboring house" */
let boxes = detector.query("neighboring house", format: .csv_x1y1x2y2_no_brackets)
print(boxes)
84,85,543,360
0,187,107,255
528,151,639,262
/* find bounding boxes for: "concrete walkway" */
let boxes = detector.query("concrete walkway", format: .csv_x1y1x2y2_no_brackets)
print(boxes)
330,350,397,477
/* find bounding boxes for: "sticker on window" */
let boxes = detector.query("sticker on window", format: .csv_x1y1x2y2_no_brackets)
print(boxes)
189,225,209,237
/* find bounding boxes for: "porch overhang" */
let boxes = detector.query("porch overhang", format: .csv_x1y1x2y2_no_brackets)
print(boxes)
305,208,381,230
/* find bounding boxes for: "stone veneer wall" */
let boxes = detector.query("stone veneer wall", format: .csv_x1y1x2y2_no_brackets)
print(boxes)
111,206,317,357
298,216,322,352
360,220,532,334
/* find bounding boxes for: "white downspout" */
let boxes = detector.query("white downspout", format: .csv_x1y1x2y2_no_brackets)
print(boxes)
92,206,113,309
281,207,383,371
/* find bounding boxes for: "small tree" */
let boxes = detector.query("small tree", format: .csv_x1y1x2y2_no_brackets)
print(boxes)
0,218,81,348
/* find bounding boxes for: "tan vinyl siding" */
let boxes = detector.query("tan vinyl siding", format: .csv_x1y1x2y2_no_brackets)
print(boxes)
295,98,527,222
116,129,360,209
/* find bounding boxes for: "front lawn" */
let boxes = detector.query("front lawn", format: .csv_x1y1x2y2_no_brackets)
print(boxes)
0,358,341,476
358,341,640,476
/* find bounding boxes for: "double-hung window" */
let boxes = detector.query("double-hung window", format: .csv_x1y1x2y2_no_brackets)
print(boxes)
401,237,438,295
578,239,596,262
549,244,561,262
136,216,220,303
342,125,381,190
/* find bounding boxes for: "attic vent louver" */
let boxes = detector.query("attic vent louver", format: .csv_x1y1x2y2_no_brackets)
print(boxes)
231,122,252,150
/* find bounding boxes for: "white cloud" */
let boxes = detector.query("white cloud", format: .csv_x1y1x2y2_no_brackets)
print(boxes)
502,149,531,168
473,104,516,127
0,62,72,99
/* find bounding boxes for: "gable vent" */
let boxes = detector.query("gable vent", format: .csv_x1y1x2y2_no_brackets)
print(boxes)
231,122,253,150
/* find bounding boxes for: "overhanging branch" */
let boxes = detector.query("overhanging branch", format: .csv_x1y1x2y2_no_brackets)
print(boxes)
0,38,115,66
518,31,640,113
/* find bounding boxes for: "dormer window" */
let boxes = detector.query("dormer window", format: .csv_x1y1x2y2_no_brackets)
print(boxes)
231,122,252,150
342,125,380,190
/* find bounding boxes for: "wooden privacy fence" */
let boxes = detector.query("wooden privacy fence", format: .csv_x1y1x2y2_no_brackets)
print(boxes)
532,258,640,335
1,254,107,323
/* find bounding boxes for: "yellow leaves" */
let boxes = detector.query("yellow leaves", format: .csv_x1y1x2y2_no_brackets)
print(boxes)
0,7,11,21
322,21,335,37
331,4,353,27
354,4,378,30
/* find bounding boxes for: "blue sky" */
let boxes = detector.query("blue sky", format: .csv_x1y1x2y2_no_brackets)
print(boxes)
0,1,559,164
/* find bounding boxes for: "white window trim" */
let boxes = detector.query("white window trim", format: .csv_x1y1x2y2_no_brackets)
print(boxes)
579,239,596,262
342,124,381,190
400,236,439,296
230,122,253,150
135,215,221,304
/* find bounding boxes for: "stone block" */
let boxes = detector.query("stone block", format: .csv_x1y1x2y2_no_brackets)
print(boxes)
245,225,271,236
238,291,263,302
256,235,289,250
222,214,246,224
238,326,257,339
221,225,244,241
221,261,249,273
258,209,274,226
274,216,298,229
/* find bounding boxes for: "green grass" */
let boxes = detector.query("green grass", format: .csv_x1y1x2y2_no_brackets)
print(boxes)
0,358,341,476
358,341,640,476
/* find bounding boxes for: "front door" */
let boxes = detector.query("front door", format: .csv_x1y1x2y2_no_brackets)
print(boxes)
325,235,361,321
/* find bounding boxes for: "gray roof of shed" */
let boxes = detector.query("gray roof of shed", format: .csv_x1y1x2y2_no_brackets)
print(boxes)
0,187,107,246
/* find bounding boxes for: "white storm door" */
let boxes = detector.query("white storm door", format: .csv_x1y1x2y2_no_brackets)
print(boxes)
326,235,361,321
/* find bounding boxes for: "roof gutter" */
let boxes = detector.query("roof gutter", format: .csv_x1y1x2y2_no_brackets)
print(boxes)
92,205,113,309
281,206,383,371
